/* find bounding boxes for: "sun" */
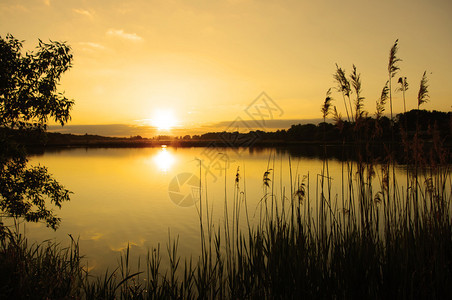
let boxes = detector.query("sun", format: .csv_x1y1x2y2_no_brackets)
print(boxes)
152,109,177,131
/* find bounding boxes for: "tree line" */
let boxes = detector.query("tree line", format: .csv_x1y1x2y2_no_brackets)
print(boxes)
189,109,451,144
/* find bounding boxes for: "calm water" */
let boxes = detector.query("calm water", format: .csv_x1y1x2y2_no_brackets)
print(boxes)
20,146,406,274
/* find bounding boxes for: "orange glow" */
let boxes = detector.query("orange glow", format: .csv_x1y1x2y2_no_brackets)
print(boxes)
153,146,175,172
2,0,451,129
151,109,177,131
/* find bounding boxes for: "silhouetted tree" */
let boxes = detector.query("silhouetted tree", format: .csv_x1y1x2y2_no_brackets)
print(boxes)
0,34,73,231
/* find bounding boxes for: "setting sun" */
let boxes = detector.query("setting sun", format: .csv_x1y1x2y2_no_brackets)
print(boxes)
152,109,177,131
2,0,452,296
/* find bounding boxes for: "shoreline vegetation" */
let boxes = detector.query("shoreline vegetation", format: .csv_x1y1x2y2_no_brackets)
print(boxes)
7,108,452,151
2,105,451,298
11,108,452,165
1,36,452,298
1,138,451,298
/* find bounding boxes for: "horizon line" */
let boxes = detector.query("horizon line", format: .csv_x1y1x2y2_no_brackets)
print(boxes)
48,118,327,138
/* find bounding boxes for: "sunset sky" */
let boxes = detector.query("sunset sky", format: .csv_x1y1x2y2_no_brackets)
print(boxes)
1,0,451,136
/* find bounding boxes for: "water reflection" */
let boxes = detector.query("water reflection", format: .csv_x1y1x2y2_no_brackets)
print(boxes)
153,145,175,172
24,147,429,276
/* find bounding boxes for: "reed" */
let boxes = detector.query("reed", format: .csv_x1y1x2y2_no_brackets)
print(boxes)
1,40,451,299
0,229,84,299
2,147,449,298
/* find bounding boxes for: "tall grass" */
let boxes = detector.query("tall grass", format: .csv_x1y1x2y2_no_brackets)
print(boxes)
1,41,451,299
2,151,450,298
0,229,84,299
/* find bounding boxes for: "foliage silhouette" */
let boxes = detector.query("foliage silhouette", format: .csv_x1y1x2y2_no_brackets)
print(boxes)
0,37,451,299
0,34,73,230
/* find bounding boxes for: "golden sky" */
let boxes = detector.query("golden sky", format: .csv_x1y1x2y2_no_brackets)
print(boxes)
1,0,451,134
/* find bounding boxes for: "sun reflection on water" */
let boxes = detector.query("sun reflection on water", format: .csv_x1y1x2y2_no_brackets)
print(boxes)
153,145,175,172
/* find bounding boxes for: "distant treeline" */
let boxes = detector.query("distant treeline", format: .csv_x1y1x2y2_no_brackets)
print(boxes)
189,109,451,144
3,109,451,150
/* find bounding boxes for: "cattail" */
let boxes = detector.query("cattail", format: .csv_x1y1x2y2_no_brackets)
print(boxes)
263,169,272,187
376,80,389,119
350,65,364,121
397,76,409,92
321,88,333,120
332,106,344,132
388,39,402,78
334,64,352,121
334,65,351,97
396,76,409,113
294,182,306,204
417,71,429,108
388,39,402,122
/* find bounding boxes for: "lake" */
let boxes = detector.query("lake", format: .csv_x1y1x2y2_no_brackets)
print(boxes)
19,146,407,274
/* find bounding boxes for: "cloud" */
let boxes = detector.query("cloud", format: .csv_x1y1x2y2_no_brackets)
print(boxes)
79,42,107,53
73,8,94,18
106,29,143,42
0,4,28,12
48,124,155,137
80,42,105,49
